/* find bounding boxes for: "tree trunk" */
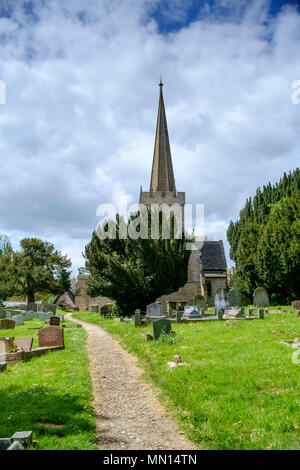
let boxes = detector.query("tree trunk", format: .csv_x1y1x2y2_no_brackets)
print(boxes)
27,292,35,303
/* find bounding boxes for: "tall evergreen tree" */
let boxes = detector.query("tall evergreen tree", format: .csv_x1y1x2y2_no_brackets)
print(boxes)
84,210,192,314
227,168,300,301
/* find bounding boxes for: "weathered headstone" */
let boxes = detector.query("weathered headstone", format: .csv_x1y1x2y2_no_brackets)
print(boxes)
47,304,57,314
146,303,163,316
193,294,206,309
0,340,6,369
228,289,241,307
292,300,300,310
258,309,264,319
50,316,60,326
0,309,6,319
176,311,182,323
134,309,141,327
217,309,224,320
100,304,113,316
0,319,15,330
11,315,24,325
0,337,14,352
182,306,201,320
214,288,229,310
16,337,33,352
38,326,64,348
23,312,34,321
38,313,51,322
27,303,38,312
152,319,171,340
253,287,269,307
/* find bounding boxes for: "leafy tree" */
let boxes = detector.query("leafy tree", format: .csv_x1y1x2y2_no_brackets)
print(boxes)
10,238,72,302
84,211,192,315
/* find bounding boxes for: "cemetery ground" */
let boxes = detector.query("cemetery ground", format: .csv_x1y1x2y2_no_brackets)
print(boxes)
73,308,300,450
0,314,97,450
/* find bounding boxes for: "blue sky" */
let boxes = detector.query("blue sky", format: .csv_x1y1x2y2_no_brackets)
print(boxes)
0,0,299,275
150,0,299,33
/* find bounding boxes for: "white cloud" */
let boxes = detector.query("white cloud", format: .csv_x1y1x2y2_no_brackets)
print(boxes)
0,0,299,275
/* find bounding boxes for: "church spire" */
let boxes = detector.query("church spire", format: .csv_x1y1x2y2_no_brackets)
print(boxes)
150,81,176,195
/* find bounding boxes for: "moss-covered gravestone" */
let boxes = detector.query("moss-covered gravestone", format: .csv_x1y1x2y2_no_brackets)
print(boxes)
193,294,205,309
253,287,270,307
228,289,241,307
152,319,171,340
0,319,15,329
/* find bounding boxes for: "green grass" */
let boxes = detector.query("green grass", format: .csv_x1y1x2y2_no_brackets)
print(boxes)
0,314,97,450
73,309,300,450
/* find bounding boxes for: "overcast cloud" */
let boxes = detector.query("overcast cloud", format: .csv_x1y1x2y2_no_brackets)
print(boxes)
0,0,299,275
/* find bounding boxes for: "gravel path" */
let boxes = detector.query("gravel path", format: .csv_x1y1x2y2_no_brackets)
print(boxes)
66,314,198,450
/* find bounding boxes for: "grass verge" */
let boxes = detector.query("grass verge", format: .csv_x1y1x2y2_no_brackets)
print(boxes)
73,309,300,450
0,314,97,450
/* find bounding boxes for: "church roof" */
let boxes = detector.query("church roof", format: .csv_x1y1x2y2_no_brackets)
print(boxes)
150,81,176,194
201,241,227,272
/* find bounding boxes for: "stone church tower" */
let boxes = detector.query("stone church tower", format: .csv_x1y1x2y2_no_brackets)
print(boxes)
139,81,185,212
141,82,227,307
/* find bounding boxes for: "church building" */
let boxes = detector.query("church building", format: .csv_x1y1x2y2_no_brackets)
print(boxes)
56,82,227,311
141,81,227,307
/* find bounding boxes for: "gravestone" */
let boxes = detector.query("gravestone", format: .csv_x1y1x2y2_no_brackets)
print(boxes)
38,326,64,348
23,312,34,321
0,319,15,330
214,288,229,310
292,300,300,310
11,315,24,325
182,306,201,320
134,309,141,327
38,313,51,322
27,303,38,312
0,309,6,319
0,337,14,352
228,289,241,307
100,304,113,316
0,340,6,368
193,294,206,309
176,311,182,323
217,309,224,320
258,309,264,319
152,319,171,340
253,287,269,307
47,304,56,314
16,337,33,352
50,316,60,326
146,303,163,316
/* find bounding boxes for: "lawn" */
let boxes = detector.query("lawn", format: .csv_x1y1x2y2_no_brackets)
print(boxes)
73,309,300,450
0,314,97,450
